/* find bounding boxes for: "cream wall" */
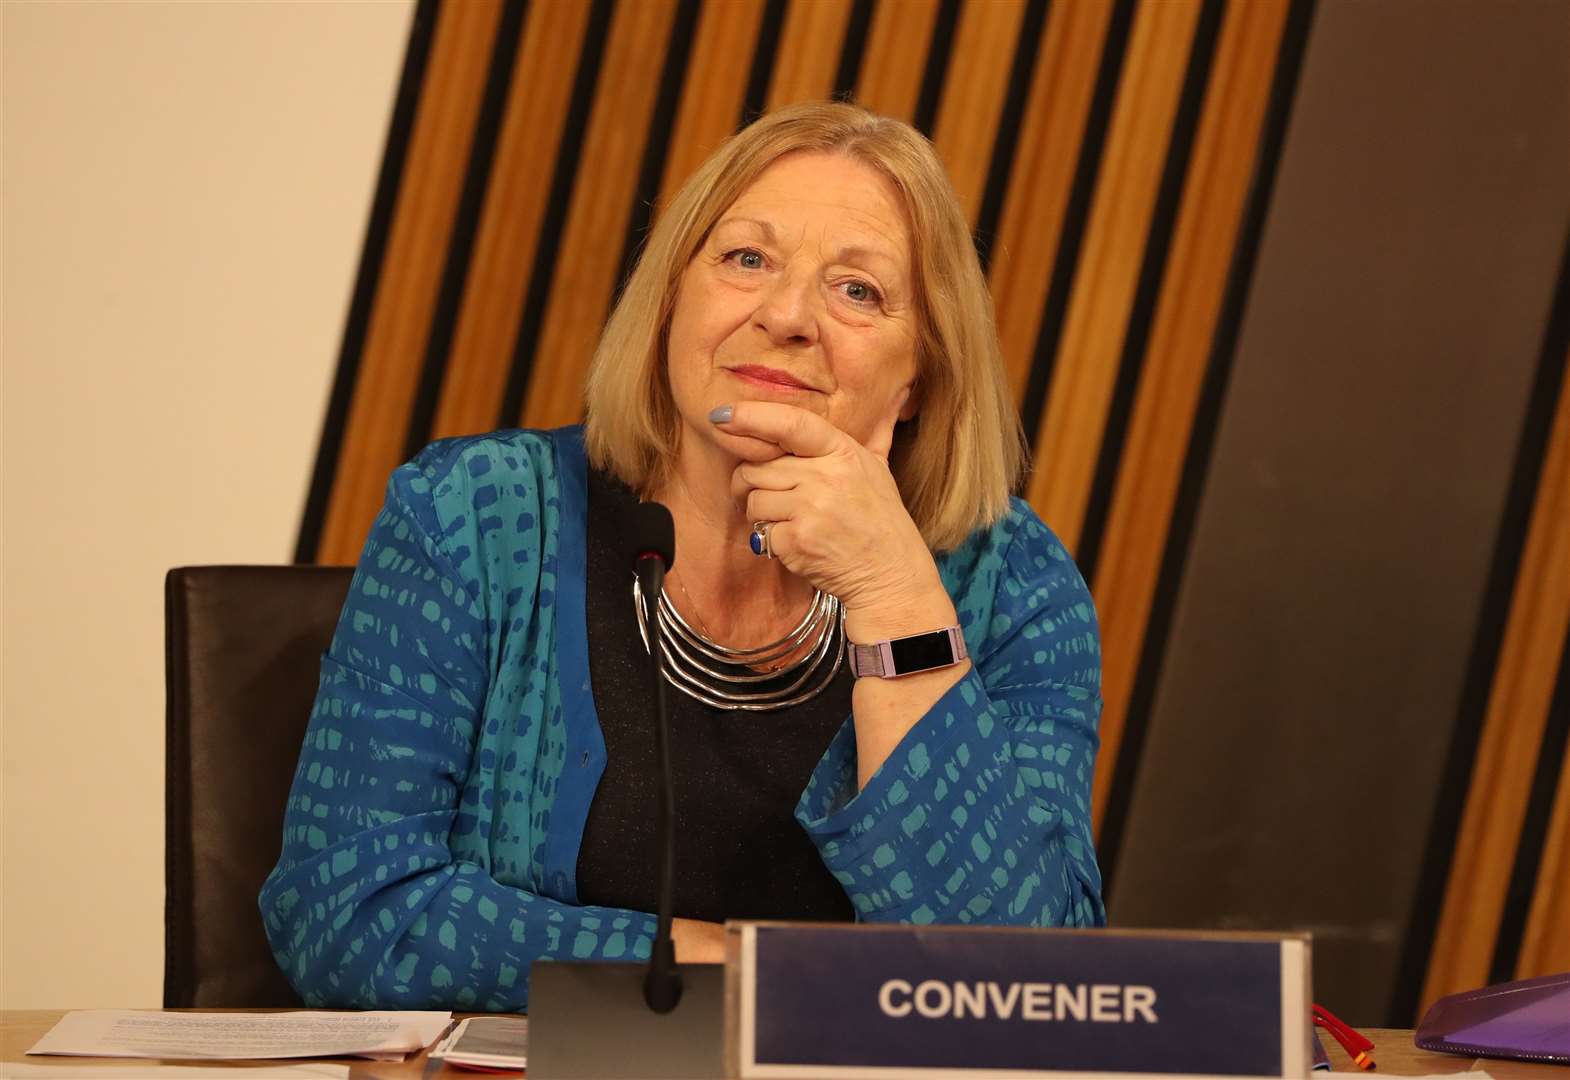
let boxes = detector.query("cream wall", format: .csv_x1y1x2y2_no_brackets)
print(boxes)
3,0,414,1007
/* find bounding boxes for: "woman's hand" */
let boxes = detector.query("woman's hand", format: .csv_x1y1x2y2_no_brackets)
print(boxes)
717,395,971,787
717,394,943,631
671,917,727,964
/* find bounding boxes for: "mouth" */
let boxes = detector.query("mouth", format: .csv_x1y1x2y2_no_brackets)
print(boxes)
726,365,818,393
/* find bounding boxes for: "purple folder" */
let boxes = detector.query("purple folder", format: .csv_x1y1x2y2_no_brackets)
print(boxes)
1414,971,1569,1066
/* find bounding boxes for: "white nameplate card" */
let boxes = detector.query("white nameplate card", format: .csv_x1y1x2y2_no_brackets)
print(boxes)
725,923,1311,1079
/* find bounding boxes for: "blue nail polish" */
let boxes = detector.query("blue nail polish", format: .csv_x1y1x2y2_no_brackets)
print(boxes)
709,405,733,423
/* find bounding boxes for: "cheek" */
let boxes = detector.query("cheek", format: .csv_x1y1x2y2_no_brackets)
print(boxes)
666,290,700,360
828,333,918,436
664,293,714,402
668,279,747,368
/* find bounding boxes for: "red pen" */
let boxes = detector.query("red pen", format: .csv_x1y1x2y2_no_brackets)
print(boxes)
1314,1003,1376,1070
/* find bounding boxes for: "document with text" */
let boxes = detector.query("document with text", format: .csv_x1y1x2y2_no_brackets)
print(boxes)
6,1065,349,1079
26,1010,452,1062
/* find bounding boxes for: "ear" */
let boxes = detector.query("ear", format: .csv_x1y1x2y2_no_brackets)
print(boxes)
898,378,921,421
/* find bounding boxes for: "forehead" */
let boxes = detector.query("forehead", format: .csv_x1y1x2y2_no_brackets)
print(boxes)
718,151,911,253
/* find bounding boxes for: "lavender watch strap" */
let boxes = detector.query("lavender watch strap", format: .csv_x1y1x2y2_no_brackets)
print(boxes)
848,641,887,678
848,626,967,679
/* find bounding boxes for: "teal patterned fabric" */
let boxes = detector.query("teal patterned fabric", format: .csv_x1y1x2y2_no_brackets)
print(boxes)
260,426,1104,1010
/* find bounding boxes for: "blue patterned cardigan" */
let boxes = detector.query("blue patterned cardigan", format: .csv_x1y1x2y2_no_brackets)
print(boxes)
260,426,1105,1010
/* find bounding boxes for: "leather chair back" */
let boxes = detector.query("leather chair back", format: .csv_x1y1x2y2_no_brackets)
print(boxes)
164,564,353,1007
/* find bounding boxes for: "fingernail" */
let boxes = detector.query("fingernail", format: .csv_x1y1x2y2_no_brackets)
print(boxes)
709,405,733,423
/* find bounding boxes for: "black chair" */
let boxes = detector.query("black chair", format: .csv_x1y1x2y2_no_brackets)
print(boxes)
163,564,353,1007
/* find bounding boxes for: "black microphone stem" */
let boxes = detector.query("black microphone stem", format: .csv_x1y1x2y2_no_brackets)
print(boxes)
639,556,683,1013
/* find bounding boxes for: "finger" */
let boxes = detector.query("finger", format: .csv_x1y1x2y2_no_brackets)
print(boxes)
731,457,811,500
758,519,794,563
745,488,796,524
712,401,844,458
730,460,795,505
864,387,911,461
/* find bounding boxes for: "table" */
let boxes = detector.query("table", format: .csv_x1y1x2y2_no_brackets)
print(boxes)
3,1011,1563,1077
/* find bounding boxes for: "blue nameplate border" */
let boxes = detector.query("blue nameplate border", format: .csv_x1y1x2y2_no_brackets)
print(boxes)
725,923,1311,1079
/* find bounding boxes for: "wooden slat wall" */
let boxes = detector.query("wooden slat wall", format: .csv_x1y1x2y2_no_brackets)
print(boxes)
990,0,1116,406
855,0,940,122
657,0,770,206
1025,0,1201,550
431,0,593,440
298,0,1570,1019
1422,352,1570,1011
317,0,504,563
1518,737,1570,978
930,0,1027,223
767,0,855,109
521,0,681,431
1090,0,1290,834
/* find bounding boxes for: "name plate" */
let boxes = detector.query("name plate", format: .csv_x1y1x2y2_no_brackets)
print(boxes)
726,923,1310,1079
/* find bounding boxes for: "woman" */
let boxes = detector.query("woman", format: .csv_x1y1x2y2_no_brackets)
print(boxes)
261,102,1104,1010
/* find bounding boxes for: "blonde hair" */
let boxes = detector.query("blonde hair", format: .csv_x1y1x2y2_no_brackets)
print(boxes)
583,101,1024,551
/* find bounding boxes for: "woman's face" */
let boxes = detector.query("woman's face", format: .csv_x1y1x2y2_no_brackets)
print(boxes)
665,151,919,465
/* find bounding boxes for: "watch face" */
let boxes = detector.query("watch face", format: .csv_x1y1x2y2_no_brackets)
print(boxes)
888,632,953,673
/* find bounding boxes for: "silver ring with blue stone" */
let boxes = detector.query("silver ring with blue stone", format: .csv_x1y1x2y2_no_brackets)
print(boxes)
749,520,774,559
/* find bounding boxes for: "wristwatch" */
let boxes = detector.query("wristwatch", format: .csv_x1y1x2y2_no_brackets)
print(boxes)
847,626,968,679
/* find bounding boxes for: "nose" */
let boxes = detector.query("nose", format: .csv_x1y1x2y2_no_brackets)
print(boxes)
754,271,819,347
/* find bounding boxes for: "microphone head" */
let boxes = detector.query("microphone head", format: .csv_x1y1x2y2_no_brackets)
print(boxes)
627,500,676,571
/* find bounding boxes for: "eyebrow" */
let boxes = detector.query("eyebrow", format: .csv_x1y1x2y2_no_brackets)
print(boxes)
715,216,905,276
718,216,779,243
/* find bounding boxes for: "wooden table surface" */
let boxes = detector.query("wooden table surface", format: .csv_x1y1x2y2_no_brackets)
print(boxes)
3,1010,1563,1077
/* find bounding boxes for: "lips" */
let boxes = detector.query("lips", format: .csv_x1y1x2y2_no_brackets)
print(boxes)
727,365,816,392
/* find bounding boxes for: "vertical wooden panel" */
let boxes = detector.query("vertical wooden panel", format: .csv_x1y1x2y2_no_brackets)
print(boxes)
931,0,1028,225
657,0,770,207
430,1,593,440
1518,735,1570,978
1024,0,1202,552
318,0,505,565
1423,355,1570,1010
854,0,941,122
989,0,1115,407
1088,0,1290,832
519,0,682,430
766,0,855,108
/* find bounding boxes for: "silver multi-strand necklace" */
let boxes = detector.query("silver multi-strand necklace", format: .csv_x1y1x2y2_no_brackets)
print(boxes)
631,575,845,711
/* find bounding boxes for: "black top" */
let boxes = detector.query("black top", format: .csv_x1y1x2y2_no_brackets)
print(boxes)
575,467,856,923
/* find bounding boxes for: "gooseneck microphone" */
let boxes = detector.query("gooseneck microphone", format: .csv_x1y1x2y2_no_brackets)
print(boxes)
628,501,681,1014
527,501,723,1077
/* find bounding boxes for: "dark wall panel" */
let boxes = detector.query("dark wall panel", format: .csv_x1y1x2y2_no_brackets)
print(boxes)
1108,0,1569,1025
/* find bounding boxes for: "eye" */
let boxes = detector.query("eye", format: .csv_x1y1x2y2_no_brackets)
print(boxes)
724,248,765,270
841,280,882,305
